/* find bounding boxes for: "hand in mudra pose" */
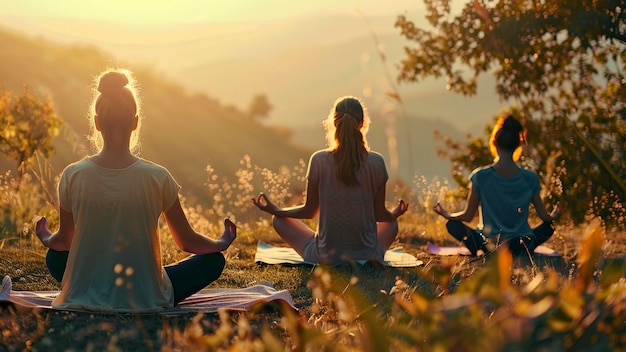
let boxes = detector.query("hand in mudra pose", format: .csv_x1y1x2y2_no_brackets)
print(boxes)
251,96,410,265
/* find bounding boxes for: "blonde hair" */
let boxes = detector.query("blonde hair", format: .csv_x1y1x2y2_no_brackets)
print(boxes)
323,96,370,185
88,68,142,154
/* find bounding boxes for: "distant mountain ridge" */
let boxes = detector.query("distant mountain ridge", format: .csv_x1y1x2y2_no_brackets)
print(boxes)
0,27,311,205
0,14,498,196
0,12,506,133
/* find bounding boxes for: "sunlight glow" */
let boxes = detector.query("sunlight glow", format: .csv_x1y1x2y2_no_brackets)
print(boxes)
1,0,415,26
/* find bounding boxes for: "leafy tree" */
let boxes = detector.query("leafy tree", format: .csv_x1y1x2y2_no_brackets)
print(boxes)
0,86,62,176
247,94,273,121
397,0,625,225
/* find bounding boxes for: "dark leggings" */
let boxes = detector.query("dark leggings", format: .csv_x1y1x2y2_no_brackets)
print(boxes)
46,250,225,304
446,220,555,256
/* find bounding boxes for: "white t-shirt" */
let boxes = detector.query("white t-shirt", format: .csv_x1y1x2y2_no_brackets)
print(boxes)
52,158,180,312
307,150,388,264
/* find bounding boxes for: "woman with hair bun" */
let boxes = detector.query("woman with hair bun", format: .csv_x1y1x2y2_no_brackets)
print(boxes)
35,69,236,312
433,115,560,256
252,96,408,265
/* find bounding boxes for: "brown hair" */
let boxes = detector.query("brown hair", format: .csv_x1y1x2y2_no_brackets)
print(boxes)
489,115,526,161
323,96,370,185
88,69,142,154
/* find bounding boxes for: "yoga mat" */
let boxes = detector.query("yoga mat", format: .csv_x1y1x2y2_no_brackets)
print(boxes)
1,281,296,315
254,240,423,267
427,242,560,257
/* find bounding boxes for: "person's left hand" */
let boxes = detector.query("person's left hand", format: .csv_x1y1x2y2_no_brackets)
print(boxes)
251,193,281,216
550,205,561,220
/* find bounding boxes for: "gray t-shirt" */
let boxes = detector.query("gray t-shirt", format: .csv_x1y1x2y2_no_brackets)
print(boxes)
470,166,540,241
307,150,388,264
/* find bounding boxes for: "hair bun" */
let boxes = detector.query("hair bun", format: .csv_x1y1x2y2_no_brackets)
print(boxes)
501,115,523,133
97,71,129,96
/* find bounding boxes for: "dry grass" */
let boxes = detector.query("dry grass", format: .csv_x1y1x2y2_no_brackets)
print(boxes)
1,158,625,351
2,218,624,350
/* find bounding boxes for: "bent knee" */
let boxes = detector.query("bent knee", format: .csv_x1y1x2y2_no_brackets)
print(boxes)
214,252,226,270
446,220,465,232
271,215,287,229
200,252,226,271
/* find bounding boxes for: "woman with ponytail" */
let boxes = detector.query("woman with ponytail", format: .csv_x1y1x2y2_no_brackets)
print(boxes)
35,69,236,312
433,115,560,256
252,96,408,265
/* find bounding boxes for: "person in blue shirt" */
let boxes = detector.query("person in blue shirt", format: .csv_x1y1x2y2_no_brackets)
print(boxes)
433,115,560,256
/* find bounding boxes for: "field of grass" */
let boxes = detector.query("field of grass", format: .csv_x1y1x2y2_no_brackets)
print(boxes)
1,158,625,351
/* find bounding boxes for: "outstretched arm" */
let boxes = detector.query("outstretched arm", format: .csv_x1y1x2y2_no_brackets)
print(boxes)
35,208,74,251
433,183,479,222
251,179,320,219
165,198,236,254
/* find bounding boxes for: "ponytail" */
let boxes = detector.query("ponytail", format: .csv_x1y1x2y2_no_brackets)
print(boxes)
323,97,369,186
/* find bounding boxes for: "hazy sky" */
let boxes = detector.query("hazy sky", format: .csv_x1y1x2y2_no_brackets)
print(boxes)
1,0,420,26
0,0,500,135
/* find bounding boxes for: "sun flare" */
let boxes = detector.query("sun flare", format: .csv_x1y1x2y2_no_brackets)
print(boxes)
1,0,412,26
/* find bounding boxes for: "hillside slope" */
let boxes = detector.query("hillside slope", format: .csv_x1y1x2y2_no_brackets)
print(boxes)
0,27,311,204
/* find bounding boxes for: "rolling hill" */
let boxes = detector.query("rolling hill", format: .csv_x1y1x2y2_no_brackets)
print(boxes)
0,16,491,204
0,27,311,205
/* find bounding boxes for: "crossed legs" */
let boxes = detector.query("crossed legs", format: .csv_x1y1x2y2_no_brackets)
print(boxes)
165,253,225,303
45,250,225,304
271,217,400,256
271,216,316,257
271,201,406,259
271,216,400,261
445,221,488,256
445,220,555,256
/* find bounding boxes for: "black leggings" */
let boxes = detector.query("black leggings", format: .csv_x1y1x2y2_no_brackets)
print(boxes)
46,250,225,304
446,220,555,256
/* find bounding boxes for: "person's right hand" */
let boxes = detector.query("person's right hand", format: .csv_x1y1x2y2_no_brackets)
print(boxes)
216,218,237,251
433,202,450,220
251,193,281,216
35,216,52,247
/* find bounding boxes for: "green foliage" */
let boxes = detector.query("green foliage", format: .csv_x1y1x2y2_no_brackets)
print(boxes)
435,108,626,227
396,0,626,226
0,87,62,174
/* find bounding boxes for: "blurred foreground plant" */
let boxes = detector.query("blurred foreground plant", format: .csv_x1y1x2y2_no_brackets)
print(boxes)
173,219,625,351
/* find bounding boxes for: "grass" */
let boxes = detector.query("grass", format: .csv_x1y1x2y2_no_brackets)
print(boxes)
1,157,625,351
